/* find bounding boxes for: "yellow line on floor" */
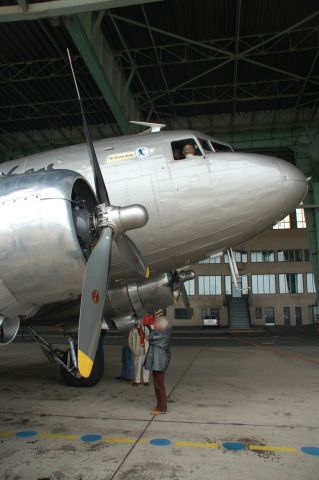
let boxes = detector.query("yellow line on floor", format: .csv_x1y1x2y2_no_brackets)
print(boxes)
249,445,298,453
38,433,79,441
0,431,14,437
103,437,145,444
175,441,219,449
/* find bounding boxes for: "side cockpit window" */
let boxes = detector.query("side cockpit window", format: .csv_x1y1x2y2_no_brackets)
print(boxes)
199,138,213,153
211,142,232,152
171,138,202,160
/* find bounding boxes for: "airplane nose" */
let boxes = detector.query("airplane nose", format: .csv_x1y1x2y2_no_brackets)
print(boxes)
276,158,308,205
238,153,308,236
278,158,306,182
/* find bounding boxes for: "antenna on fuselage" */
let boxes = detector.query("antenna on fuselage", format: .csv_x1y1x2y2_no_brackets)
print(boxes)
130,121,166,133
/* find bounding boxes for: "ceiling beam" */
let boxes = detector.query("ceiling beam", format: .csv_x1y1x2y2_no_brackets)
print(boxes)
0,0,162,23
107,12,234,58
233,0,241,118
113,25,319,70
241,9,319,56
141,58,233,108
65,13,139,134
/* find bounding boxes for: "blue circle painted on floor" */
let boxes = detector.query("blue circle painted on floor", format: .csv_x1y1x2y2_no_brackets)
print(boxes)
150,438,172,446
16,431,38,439
223,442,246,451
301,446,319,456
80,434,103,442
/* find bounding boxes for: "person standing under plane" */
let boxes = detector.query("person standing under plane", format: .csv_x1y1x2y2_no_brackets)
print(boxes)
115,331,134,382
129,323,150,386
144,310,171,415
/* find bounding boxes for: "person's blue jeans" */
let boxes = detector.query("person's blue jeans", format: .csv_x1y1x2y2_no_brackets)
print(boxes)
120,346,134,380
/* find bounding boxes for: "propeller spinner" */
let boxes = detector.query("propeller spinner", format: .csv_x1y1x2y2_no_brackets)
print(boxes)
67,50,150,378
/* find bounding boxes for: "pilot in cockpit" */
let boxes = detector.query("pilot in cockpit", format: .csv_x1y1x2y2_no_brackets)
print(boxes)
182,144,197,158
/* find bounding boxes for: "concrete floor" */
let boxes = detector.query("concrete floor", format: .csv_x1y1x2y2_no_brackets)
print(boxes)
1,332,319,479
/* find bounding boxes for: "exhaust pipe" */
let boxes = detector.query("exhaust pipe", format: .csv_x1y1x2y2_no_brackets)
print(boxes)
0,315,20,345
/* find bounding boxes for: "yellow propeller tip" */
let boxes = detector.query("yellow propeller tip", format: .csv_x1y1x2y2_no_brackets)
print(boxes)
78,350,94,378
145,266,150,279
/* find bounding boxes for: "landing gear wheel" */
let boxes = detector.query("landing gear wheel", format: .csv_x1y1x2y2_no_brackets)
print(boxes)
60,349,104,387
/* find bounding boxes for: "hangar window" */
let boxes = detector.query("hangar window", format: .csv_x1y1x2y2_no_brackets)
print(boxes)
199,255,222,264
175,308,193,319
277,250,302,262
252,274,276,294
200,307,220,320
306,273,316,293
273,209,307,230
184,279,195,295
296,208,307,228
224,251,248,263
251,251,274,263
279,274,303,294
171,138,202,160
224,275,249,295
304,250,310,261
273,215,290,229
198,275,222,295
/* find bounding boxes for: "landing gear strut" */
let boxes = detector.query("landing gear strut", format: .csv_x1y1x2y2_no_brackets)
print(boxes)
27,326,105,387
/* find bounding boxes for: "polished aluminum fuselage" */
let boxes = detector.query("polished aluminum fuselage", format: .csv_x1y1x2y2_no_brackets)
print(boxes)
0,130,307,321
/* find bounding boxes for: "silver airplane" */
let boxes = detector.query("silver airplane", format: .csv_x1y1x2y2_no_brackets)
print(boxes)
0,60,307,387
0,121,307,386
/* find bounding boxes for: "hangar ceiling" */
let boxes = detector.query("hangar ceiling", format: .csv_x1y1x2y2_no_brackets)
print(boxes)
0,0,318,162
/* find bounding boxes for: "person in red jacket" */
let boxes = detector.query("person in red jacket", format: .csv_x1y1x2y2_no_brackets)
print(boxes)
143,313,155,329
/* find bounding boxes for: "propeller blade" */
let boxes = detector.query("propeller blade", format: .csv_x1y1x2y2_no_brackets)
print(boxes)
180,284,190,309
67,49,109,205
180,284,193,319
78,226,113,378
115,233,150,279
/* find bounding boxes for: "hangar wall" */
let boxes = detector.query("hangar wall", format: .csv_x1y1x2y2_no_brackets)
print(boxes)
167,210,317,327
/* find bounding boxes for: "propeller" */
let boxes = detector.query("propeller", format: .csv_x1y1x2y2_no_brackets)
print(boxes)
67,50,149,378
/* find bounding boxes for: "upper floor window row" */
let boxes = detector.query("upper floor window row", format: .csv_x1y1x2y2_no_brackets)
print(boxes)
199,249,309,264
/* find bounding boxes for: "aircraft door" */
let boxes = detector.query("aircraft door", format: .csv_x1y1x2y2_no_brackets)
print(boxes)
295,306,302,326
265,307,275,325
283,306,290,326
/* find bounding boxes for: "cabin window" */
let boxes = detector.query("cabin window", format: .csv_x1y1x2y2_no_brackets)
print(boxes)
211,142,232,152
171,138,202,160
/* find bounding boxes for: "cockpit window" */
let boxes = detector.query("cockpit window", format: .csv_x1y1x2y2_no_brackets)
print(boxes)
211,142,232,152
171,138,202,160
199,138,212,153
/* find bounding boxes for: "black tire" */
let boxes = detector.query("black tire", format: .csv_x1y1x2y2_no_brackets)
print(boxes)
60,349,104,387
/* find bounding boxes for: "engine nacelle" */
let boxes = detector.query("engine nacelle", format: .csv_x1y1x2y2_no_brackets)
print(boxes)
105,271,192,330
0,170,96,312
0,315,20,345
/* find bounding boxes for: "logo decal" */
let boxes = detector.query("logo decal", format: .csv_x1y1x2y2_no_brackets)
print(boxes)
136,146,149,158
92,290,100,304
